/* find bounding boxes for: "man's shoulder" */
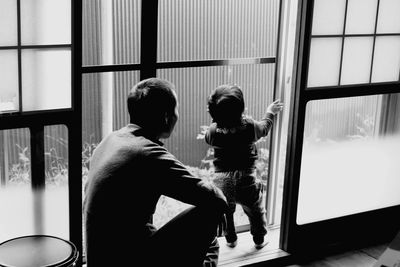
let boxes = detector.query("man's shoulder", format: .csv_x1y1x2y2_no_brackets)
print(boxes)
117,128,164,153
93,125,175,165
95,126,150,154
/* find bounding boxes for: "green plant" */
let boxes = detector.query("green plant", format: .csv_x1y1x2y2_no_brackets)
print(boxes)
6,138,98,189
42,136,68,186
348,113,375,140
8,144,30,185
81,140,98,190
45,147,68,186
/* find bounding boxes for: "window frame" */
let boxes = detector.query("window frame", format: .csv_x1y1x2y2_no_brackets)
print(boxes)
280,0,400,254
0,1,73,114
308,0,400,88
0,0,82,265
80,0,283,234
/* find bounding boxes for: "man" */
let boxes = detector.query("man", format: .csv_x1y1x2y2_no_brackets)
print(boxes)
84,77,228,266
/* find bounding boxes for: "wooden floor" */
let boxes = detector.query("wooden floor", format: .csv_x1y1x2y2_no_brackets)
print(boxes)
82,228,389,267
285,243,388,267
218,228,389,267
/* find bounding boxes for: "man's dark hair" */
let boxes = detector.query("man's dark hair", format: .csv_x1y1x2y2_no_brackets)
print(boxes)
127,78,176,134
207,84,245,128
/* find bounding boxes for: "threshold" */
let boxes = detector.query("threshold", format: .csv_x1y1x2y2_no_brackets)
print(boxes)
218,227,291,267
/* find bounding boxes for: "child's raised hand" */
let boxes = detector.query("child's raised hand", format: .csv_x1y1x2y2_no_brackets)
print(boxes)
267,99,284,115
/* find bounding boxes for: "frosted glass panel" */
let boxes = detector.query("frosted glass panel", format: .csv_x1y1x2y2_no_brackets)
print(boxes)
0,0,17,46
341,37,373,85
377,0,400,33
0,187,69,242
0,50,19,113
22,49,71,111
308,38,341,87
345,0,377,34
82,0,141,66
0,126,69,243
297,94,400,225
372,36,400,83
20,0,71,45
43,125,69,238
155,65,274,227
312,0,346,35
0,128,31,242
157,0,280,61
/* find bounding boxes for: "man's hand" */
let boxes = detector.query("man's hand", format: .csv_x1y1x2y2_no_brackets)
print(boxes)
267,99,284,115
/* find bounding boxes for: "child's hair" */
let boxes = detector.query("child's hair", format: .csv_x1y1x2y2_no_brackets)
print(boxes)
207,84,245,128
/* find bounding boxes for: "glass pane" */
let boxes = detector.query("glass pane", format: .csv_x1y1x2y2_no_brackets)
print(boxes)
0,128,31,242
82,0,141,66
377,0,400,33
271,0,299,226
157,0,280,62
155,64,275,228
43,125,69,239
0,126,70,242
345,0,377,34
82,73,103,146
0,0,17,46
0,50,18,113
20,0,71,45
21,48,71,111
81,71,140,147
308,38,342,87
341,37,373,85
371,36,400,83
312,0,346,35
112,72,140,130
297,94,400,225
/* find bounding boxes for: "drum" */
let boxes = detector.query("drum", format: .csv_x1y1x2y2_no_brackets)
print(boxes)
0,235,79,267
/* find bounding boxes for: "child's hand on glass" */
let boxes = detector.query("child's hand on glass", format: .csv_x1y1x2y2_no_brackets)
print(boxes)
267,99,284,115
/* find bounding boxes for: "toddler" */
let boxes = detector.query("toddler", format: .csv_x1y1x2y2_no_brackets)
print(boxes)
205,84,283,248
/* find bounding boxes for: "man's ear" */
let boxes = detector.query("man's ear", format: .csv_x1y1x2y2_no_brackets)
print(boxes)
164,112,170,127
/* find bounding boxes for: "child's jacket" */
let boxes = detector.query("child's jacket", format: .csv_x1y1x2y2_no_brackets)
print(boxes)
205,112,274,172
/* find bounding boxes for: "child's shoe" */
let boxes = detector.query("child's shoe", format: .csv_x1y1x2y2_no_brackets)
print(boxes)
226,240,237,248
253,235,268,249
225,236,238,248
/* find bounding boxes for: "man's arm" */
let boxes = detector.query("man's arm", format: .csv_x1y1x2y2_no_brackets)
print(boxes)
146,143,228,214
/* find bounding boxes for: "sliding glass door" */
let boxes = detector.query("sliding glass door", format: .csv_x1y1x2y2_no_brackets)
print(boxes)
281,0,400,253
0,0,82,264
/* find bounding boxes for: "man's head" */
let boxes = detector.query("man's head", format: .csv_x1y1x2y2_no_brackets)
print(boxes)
128,78,179,139
207,84,245,128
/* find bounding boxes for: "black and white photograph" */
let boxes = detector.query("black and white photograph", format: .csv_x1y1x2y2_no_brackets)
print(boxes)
0,0,400,266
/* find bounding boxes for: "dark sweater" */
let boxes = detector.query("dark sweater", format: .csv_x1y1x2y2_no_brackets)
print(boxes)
83,124,227,266
205,113,274,172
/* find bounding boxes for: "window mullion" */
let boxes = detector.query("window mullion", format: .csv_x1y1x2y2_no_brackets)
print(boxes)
17,0,22,112
338,0,349,86
0,131,8,186
30,125,45,190
369,0,381,83
140,0,158,80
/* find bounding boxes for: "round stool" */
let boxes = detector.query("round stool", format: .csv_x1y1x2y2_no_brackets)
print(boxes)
0,235,79,267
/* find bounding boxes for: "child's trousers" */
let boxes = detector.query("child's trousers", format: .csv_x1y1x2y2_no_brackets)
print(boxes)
213,170,267,243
